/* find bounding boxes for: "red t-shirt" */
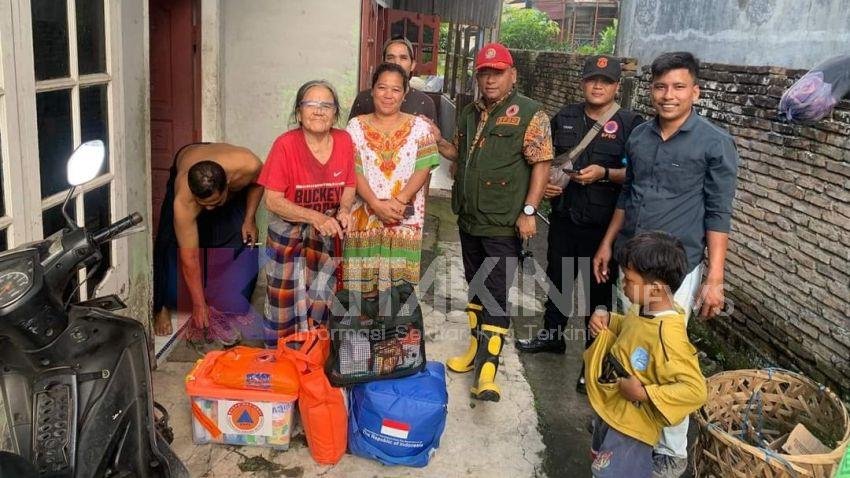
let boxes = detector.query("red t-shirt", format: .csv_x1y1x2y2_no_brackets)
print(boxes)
258,128,356,213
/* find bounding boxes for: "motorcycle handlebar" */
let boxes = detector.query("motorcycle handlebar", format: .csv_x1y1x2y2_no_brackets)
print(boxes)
92,212,143,245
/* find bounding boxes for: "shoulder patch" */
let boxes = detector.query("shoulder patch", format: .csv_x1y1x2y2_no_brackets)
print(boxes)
630,347,650,372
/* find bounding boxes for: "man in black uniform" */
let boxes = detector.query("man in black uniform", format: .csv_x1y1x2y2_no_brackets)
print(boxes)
515,55,643,393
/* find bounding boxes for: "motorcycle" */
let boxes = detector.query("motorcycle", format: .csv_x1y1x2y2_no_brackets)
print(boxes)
0,140,188,477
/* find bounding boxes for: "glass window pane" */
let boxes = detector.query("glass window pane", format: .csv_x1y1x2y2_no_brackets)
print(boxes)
405,19,419,43
32,0,70,81
76,0,106,75
37,89,73,198
80,85,109,175
83,184,110,298
422,46,433,64
43,200,75,238
423,25,434,45
0,229,7,252
391,20,404,39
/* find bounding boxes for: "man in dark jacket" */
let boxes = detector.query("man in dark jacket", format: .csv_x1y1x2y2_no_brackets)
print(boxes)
348,37,436,122
515,55,644,395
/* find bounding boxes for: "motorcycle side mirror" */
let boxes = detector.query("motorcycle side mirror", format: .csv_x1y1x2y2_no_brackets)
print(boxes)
67,140,106,186
62,140,106,229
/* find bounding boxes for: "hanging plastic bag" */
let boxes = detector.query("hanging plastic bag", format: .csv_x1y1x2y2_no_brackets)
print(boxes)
779,54,850,123
277,327,348,465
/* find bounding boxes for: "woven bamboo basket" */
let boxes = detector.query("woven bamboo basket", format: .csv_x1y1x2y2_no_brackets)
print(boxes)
695,369,850,477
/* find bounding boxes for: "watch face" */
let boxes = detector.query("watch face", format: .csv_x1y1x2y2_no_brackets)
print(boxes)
523,205,535,215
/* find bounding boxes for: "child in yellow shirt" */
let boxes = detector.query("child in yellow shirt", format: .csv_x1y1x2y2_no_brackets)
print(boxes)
585,231,707,477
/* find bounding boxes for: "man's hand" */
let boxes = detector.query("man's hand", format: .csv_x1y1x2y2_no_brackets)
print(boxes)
618,376,648,402
593,243,613,284
588,309,610,337
313,214,344,237
516,214,537,240
420,115,443,143
696,277,725,319
571,165,605,186
543,183,563,199
241,220,259,247
191,303,210,329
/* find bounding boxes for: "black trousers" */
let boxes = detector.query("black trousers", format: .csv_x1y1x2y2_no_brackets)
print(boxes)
459,230,520,330
541,214,617,347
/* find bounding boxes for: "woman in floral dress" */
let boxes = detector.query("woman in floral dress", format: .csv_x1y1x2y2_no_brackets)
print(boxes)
344,62,440,292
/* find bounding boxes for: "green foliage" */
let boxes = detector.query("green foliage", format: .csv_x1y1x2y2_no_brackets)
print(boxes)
573,20,617,55
499,8,560,50
439,22,449,52
595,19,618,55
499,7,618,55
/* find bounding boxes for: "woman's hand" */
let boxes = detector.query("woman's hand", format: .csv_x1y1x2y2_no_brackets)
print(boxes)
312,213,344,237
370,199,404,224
335,209,352,234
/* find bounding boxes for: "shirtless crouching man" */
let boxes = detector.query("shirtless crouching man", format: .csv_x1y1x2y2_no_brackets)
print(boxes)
152,143,263,338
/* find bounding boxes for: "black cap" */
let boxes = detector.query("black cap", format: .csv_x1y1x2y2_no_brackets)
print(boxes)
582,55,621,82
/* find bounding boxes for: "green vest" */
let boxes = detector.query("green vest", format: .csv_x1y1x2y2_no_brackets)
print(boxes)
452,91,542,236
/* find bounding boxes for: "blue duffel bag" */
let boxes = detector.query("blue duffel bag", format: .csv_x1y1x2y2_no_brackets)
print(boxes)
348,361,448,467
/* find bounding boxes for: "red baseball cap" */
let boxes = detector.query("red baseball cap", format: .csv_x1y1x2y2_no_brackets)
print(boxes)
475,43,513,70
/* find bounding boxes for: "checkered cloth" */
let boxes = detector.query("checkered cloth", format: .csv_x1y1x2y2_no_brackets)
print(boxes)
263,217,340,346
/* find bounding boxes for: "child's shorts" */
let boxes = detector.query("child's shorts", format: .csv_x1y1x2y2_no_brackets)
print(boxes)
591,414,653,478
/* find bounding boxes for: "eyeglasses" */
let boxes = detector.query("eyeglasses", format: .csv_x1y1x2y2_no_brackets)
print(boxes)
300,100,337,111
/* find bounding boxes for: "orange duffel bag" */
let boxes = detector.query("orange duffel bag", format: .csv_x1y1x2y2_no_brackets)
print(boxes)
208,346,299,395
278,327,347,465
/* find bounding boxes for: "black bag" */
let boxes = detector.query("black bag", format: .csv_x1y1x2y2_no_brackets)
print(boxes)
326,283,426,387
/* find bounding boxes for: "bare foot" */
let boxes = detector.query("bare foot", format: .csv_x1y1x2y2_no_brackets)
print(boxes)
153,308,173,336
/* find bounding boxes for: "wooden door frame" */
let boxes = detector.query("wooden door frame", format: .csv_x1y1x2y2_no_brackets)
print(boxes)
191,0,201,142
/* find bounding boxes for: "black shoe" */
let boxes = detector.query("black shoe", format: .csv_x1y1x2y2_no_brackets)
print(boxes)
575,376,587,395
515,336,566,354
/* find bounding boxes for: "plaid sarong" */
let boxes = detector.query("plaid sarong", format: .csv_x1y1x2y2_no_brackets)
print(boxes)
263,217,338,346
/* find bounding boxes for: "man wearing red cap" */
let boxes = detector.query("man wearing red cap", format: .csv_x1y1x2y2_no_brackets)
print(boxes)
436,43,553,402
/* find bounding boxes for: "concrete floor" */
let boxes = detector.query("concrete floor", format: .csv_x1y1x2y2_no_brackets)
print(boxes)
152,195,549,477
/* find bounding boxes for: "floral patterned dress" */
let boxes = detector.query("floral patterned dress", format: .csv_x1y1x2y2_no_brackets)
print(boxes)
344,114,439,292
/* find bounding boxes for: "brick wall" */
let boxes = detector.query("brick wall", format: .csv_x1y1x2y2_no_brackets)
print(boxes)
511,50,850,396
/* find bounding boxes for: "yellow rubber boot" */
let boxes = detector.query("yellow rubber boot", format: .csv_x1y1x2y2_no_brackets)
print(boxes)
446,303,483,373
470,324,508,402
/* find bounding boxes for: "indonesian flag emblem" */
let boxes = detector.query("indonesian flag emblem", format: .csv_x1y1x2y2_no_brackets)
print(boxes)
380,418,411,439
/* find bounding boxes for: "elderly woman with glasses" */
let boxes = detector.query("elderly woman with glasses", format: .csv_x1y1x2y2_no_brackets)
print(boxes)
258,80,355,343
343,62,440,293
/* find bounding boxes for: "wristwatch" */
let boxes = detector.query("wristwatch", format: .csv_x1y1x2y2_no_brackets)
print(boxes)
602,167,610,181
522,204,537,216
